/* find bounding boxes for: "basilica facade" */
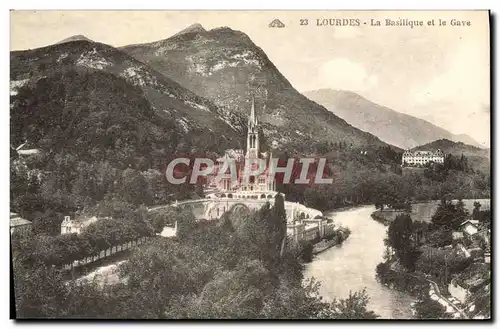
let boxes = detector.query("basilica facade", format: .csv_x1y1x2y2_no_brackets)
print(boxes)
402,149,445,167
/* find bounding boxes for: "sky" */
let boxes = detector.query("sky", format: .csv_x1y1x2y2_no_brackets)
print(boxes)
10,10,491,147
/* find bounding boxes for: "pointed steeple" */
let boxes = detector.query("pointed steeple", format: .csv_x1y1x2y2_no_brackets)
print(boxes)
250,94,256,125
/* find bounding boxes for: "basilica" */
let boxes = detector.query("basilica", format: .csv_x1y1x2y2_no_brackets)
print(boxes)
207,97,279,199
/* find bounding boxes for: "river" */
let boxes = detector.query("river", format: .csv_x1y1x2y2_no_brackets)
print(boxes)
304,205,415,319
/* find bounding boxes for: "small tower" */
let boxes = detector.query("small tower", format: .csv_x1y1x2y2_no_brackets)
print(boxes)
246,95,259,159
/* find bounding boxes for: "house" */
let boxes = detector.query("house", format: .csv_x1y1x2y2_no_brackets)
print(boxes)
61,215,107,235
456,243,471,258
268,18,285,28
402,149,444,167
452,231,464,240
467,247,484,262
484,251,491,264
460,220,479,236
10,212,32,237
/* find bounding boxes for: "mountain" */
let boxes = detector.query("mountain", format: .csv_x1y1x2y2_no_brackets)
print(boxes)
303,89,484,150
413,139,489,158
414,139,490,174
10,39,244,159
173,23,206,37
121,25,392,152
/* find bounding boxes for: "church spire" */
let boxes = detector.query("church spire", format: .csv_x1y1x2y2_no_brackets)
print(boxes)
246,94,259,158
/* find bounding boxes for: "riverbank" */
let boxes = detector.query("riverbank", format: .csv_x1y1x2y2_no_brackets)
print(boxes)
63,248,132,281
376,261,428,298
371,199,491,226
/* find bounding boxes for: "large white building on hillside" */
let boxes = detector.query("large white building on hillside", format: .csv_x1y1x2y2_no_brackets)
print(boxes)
402,149,445,167
10,212,32,237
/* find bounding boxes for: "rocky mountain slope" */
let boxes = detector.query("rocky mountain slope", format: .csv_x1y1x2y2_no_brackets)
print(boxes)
303,89,484,149
10,38,244,157
121,24,391,151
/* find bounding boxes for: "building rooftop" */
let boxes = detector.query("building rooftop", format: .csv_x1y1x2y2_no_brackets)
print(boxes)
460,219,480,227
217,149,245,162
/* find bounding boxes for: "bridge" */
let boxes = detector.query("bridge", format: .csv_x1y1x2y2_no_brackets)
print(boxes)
149,195,323,222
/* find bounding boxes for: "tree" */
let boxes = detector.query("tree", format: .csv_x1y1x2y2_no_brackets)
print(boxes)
150,212,166,234
454,200,469,228
96,195,135,219
414,298,451,319
142,169,168,205
176,209,198,240
477,209,491,228
31,209,62,236
415,245,470,287
426,226,453,248
260,279,378,319
260,278,328,319
328,289,378,319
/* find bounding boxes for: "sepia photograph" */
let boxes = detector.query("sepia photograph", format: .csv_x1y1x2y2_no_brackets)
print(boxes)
9,10,491,320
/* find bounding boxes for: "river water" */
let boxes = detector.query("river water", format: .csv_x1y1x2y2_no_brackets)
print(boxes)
304,205,415,319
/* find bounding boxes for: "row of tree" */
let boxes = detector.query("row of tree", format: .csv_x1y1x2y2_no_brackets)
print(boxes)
13,207,155,268
382,199,474,273
375,199,490,318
